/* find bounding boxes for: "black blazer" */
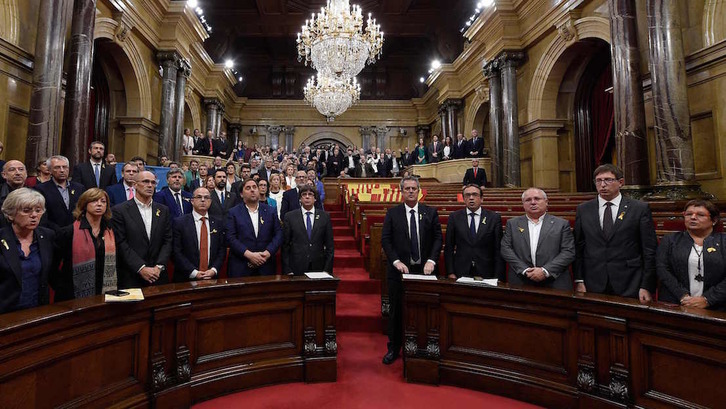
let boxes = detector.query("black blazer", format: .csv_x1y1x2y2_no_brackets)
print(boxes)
0,226,55,314
462,167,487,187
453,139,469,159
208,189,234,217
574,197,658,298
72,161,117,190
280,188,322,221
35,180,85,230
172,213,226,282
213,139,231,159
444,208,505,280
194,137,213,156
106,181,132,207
656,231,726,310
111,200,173,288
381,203,443,281
153,188,193,219
282,208,334,275
468,137,484,157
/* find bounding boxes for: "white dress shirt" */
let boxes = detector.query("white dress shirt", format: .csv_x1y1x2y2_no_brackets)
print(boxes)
134,197,153,239
598,193,622,228
190,211,217,279
215,188,226,205
467,208,481,234
687,244,705,297
391,203,436,267
247,204,259,237
301,206,316,231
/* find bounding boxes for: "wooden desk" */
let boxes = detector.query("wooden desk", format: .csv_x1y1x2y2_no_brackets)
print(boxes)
0,277,339,408
402,279,726,408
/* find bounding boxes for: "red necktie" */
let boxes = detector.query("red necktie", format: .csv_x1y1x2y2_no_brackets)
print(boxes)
127,187,134,200
199,216,209,271
209,139,213,154
474,168,477,178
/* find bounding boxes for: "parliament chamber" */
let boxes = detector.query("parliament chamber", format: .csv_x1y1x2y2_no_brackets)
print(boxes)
1,0,726,407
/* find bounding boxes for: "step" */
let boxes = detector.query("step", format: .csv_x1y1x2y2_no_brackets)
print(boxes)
337,277,380,295
335,249,365,269
333,225,353,234
333,236,357,250
331,217,350,228
336,293,382,333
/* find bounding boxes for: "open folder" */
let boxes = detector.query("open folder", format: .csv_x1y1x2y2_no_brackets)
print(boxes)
456,277,499,286
104,288,145,302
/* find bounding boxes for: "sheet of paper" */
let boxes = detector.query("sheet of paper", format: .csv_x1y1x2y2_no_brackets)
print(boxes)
402,274,438,281
456,277,499,286
305,272,334,279
104,288,145,303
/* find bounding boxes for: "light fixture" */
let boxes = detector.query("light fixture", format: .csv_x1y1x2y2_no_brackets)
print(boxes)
195,7,203,15
419,77,425,83
225,59,233,69
304,74,361,121
238,76,243,82
296,0,384,80
186,0,198,8
481,0,494,7
431,60,441,69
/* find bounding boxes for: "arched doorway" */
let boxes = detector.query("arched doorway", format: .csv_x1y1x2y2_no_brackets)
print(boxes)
300,132,355,151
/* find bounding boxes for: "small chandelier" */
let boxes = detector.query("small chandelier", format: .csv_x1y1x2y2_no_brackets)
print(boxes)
296,0,384,79
304,74,361,121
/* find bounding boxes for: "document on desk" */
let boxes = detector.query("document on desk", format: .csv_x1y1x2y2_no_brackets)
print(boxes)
456,277,499,286
402,274,438,281
305,272,335,279
104,288,145,302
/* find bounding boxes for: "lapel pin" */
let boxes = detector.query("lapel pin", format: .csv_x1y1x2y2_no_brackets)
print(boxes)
155,209,161,217
707,247,716,253
315,214,320,220
419,213,423,221
618,212,625,220
518,227,524,233
1,239,8,250
71,189,75,195
260,218,265,225
211,229,218,234
482,216,486,225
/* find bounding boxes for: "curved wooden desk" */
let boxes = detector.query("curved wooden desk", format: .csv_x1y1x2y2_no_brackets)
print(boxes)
402,279,726,408
0,277,338,408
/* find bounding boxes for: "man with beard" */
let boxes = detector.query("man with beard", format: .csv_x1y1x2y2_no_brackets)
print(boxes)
208,169,233,217
72,141,117,190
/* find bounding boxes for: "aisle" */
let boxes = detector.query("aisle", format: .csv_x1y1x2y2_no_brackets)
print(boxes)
194,208,540,409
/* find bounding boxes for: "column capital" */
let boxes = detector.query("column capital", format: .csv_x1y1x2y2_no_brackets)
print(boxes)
228,123,242,132
442,98,463,113
283,126,295,135
267,125,283,134
482,58,502,78
496,50,526,68
374,126,389,135
202,98,222,110
177,58,192,78
157,50,182,68
359,126,373,136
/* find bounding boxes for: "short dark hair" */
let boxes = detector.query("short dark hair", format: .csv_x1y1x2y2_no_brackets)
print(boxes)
298,184,316,196
190,159,199,165
684,200,720,222
241,164,251,170
214,168,226,176
462,184,481,196
593,164,623,180
89,141,104,149
241,177,257,189
399,175,420,191
166,168,183,179
130,156,145,165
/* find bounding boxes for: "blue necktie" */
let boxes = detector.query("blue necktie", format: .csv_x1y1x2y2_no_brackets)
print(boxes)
220,191,225,205
469,212,477,239
175,193,183,214
94,164,100,187
410,209,420,262
306,211,312,240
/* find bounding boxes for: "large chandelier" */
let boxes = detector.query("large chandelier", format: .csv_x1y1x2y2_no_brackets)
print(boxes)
304,74,361,122
296,0,384,79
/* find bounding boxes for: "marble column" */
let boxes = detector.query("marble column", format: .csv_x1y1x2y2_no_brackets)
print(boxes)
228,123,242,147
438,106,448,140
216,106,225,138
444,99,463,140
499,51,525,187
375,126,389,150
284,126,295,151
267,126,282,149
61,0,97,167
609,0,650,187
157,51,180,161
172,58,191,162
484,60,503,187
359,126,373,151
203,99,220,136
25,0,72,171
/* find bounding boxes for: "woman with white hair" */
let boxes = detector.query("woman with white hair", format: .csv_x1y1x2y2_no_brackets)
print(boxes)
0,188,55,313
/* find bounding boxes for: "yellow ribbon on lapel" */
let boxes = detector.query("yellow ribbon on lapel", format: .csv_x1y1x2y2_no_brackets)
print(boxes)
707,247,716,253
1,239,7,250
155,209,161,217
618,212,625,220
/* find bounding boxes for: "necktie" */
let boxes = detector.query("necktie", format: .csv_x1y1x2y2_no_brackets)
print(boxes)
175,193,183,214
469,212,477,239
474,168,477,178
306,211,313,240
602,202,614,238
410,209,420,263
127,187,134,200
220,191,225,205
209,138,213,153
94,164,101,187
199,216,209,271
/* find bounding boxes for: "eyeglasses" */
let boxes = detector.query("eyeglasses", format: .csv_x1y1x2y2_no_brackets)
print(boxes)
594,178,618,185
192,195,211,201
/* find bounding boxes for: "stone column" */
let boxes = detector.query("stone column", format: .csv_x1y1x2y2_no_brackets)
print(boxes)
61,0,97,167
283,126,295,151
228,123,242,147
157,51,180,160
444,99,463,140
216,106,225,138
484,60,503,187
437,106,448,140
203,99,220,136
172,58,191,162
499,51,525,187
359,126,373,151
375,126,389,150
267,126,282,149
609,0,650,188
25,0,72,171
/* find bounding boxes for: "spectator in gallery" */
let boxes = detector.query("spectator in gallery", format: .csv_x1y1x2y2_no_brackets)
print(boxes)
429,134,443,163
442,136,453,160
413,138,429,165
453,133,469,159
194,130,214,156
468,129,483,158
182,128,194,156
214,131,230,159
462,158,487,187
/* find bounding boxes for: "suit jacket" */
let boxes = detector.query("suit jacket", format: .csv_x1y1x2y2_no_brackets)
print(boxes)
184,170,201,191
226,203,282,277
282,208,334,275
111,200,173,288
194,137,213,156
208,189,234,217
106,181,133,207
501,214,576,290
656,231,726,310
153,188,193,219
574,197,657,298
468,137,484,157
72,161,117,190
213,139,231,159
381,203,443,281
35,180,85,230
280,188,322,221
444,208,505,279
462,167,487,187
453,139,469,159
326,153,345,176
0,226,55,313
172,213,226,282
429,142,443,163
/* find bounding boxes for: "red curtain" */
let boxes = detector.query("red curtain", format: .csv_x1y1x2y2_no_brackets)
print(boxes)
591,66,614,164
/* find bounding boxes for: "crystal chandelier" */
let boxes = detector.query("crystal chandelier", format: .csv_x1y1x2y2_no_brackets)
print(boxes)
304,74,361,121
296,0,384,79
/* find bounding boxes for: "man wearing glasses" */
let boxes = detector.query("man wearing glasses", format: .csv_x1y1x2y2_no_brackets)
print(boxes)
279,170,321,221
574,164,657,301
111,170,173,288
172,187,226,281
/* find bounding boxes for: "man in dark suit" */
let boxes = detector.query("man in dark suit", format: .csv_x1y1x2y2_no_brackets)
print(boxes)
153,168,192,219
194,130,214,156
574,164,657,301
501,188,576,290
226,178,282,277
462,158,487,186
468,129,484,158
111,170,173,288
453,133,469,159
72,141,117,190
172,187,226,282
282,185,334,275
188,163,209,192
444,184,504,280
399,147,412,166
381,176,442,364
326,146,344,177
106,162,139,207
280,170,322,220
208,169,233,217
429,135,443,163
213,131,231,159
35,156,84,230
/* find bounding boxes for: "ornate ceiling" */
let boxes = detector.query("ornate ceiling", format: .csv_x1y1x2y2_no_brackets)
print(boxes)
197,0,469,99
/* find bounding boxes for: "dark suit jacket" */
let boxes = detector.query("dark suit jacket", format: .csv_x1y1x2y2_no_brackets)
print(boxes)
106,181,132,207
35,180,85,230
462,167,487,186
194,137,213,156
282,208,334,275
213,139,231,159
226,203,282,277
381,203,443,281
280,188,322,221
208,189,234,217
574,197,657,298
656,231,726,310
172,213,226,282
0,226,55,313
501,214,576,290
72,161,117,190
444,208,505,279
468,137,484,157
111,200,173,288
429,142,443,163
326,153,345,176
453,139,469,159
153,188,193,219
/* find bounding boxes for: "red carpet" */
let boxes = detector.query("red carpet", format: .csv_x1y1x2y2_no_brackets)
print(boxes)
194,209,541,409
